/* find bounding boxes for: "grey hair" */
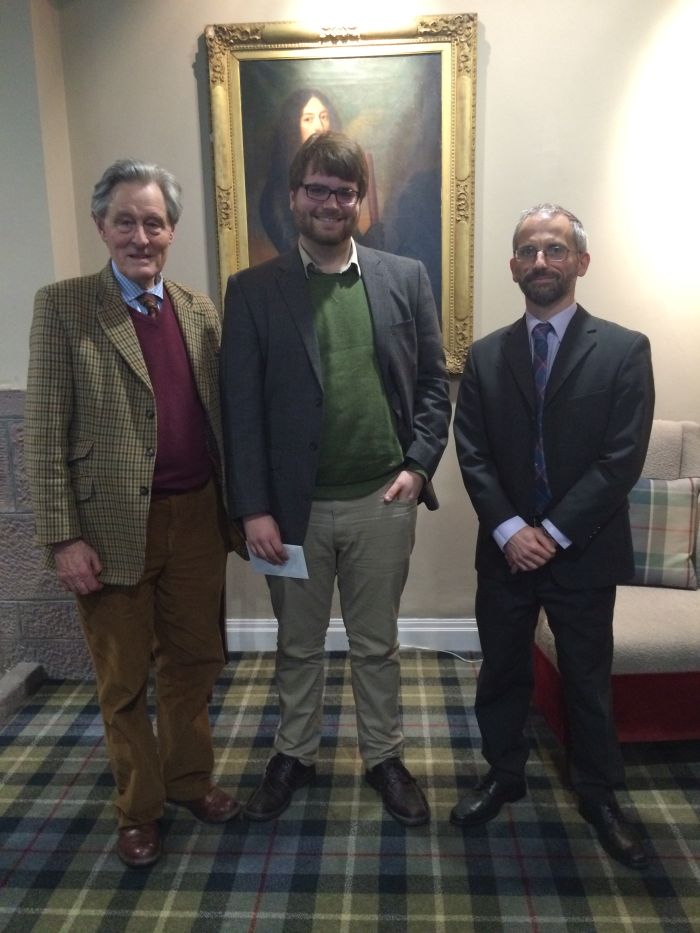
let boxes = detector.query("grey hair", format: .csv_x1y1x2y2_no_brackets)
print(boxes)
91,158,183,226
513,203,588,253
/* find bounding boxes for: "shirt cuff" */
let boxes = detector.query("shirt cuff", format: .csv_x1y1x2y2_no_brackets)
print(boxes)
541,518,572,549
493,516,527,551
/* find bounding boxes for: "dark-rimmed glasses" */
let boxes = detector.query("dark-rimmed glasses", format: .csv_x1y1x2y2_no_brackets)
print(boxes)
301,183,360,207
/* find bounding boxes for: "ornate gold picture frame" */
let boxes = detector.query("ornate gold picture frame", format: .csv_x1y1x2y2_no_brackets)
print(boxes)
205,14,477,372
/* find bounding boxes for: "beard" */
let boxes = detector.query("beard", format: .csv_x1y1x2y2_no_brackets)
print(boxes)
518,268,574,307
291,204,358,247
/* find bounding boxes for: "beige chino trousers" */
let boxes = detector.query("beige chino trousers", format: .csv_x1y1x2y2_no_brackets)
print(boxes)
267,481,417,770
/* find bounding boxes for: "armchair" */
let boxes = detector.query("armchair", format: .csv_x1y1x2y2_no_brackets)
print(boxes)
533,419,700,743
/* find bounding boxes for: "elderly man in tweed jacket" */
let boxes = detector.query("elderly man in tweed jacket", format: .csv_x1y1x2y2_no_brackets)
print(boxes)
24,159,241,868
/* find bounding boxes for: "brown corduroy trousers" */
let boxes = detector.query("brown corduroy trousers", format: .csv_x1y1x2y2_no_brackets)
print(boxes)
76,479,228,827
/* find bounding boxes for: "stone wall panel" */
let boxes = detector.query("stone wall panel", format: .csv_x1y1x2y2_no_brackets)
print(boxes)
11,423,31,511
1,390,94,680
0,514,62,600
20,602,92,679
0,604,21,673
19,639,93,680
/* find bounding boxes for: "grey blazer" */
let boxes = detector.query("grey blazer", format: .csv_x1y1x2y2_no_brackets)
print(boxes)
453,305,655,588
220,245,451,544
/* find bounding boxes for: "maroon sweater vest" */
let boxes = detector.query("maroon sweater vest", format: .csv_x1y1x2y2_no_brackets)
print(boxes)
129,291,212,495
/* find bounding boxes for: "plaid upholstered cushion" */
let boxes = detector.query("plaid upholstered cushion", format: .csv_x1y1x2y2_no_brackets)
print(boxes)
628,477,699,589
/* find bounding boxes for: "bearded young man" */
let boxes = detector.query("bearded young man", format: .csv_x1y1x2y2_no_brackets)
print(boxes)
220,132,450,826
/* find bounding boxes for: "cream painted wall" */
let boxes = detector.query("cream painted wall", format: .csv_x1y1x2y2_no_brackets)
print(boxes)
3,0,699,623
0,0,54,388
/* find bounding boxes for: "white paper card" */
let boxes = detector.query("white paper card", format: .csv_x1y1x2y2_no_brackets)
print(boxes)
248,544,309,579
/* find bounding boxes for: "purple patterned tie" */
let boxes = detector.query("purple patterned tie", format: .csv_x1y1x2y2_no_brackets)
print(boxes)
532,321,553,514
138,293,159,317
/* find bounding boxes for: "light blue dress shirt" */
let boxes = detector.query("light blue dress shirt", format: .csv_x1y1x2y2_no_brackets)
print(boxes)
111,261,164,315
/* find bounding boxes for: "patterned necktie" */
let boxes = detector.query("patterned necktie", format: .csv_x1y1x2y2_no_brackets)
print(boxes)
138,292,159,317
532,321,553,514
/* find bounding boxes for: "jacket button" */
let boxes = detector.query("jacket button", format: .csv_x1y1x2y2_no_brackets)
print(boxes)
145,410,155,420
145,447,155,457
315,398,322,407
140,486,149,496
309,443,318,451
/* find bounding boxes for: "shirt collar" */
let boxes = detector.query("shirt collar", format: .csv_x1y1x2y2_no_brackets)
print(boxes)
525,302,577,343
111,261,164,313
298,238,361,278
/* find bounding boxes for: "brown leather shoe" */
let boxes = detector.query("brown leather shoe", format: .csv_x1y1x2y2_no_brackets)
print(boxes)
168,785,241,823
117,821,161,868
365,758,430,826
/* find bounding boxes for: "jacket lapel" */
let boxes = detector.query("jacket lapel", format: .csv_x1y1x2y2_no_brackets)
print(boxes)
545,305,596,404
274,251,323,387
356,246,400,391
96,265,152,389
167,281,207,394
502,316,537,412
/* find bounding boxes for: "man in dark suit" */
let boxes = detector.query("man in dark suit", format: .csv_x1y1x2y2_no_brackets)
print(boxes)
25,159,242,868
220,132,450,826
452,204,654,869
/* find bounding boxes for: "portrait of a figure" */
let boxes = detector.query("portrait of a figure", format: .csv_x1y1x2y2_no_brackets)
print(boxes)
240,53,443,311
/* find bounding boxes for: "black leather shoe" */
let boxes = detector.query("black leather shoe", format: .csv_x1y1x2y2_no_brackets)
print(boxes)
578,799,648,869
243,752,316,821
365,758,430,826
450,775,526,827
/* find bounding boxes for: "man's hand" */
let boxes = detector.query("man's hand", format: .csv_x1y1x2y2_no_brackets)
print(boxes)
504,526,557,573
53,538,104,595
243,513,288,565
383,470,425,503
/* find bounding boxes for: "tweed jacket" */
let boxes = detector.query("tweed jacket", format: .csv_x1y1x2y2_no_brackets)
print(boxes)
454,305,655,589
25,263,227,585
220,245,451,544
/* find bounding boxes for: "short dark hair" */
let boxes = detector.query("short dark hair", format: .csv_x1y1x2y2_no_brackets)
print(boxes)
289,132,368,200
91,158,183,226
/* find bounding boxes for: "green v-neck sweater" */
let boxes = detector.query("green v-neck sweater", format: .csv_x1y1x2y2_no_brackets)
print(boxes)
308,267,404,500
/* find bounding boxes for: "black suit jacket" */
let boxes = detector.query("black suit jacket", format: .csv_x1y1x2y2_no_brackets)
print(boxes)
220,245,451,544
454,306,655,588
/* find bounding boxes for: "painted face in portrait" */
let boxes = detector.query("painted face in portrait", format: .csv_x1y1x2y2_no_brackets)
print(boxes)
299,96,331,142
95,181,174,289
258,88,342,256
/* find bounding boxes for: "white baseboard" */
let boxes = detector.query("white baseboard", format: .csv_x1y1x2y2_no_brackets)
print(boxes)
225,617,480,654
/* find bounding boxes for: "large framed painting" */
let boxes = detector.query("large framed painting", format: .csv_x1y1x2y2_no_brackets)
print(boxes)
205,14,477,372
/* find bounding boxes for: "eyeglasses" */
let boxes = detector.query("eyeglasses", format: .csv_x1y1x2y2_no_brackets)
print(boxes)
513,244,573,263
301,183,360,207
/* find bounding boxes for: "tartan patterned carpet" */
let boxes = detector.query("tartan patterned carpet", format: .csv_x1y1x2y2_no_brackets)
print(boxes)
1,649,698,933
